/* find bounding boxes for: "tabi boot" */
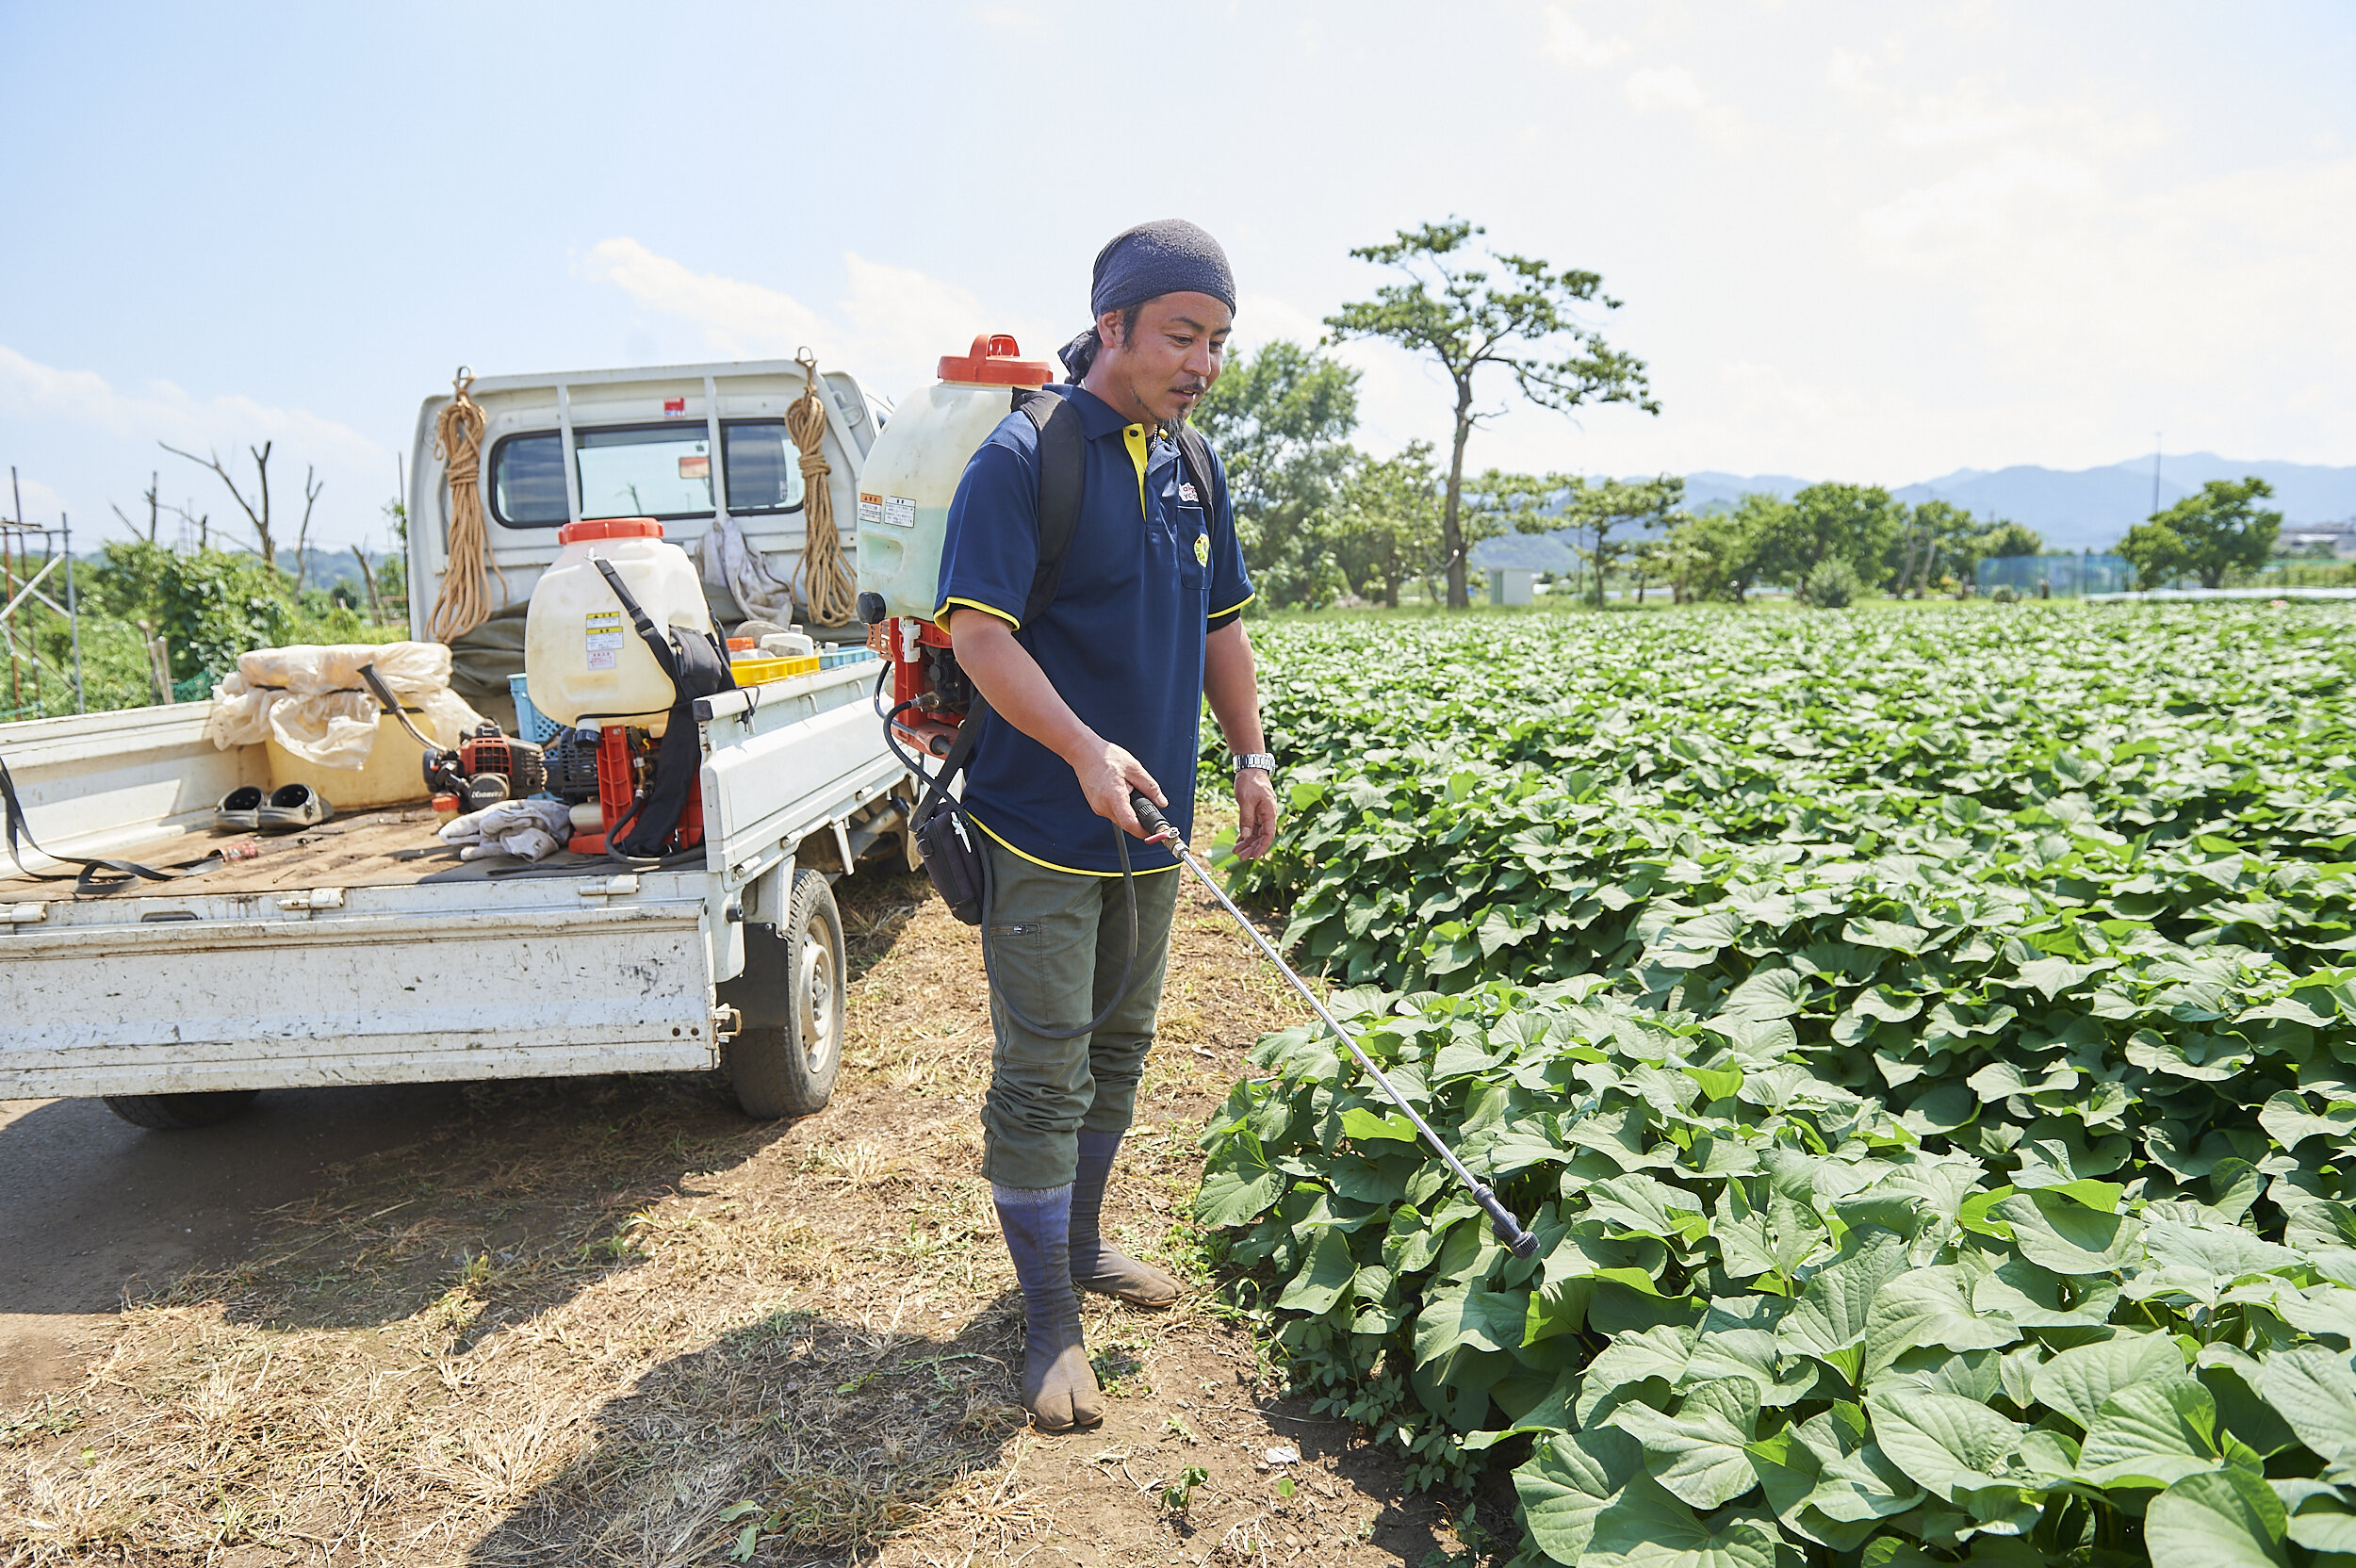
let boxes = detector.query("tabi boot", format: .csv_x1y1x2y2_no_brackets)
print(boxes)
1069,1130,1182,1309
992,1183,1104,1432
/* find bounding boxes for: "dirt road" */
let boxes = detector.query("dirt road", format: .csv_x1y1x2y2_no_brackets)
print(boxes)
1,859,1475,1566
0,1085,466,1406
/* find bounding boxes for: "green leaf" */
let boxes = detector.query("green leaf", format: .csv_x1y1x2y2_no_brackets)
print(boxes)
2079,1377,2223,1487
2145,1466,2289,1568
1864,1266,2021,1377
1338,1105,1418,1143
1992,1188,2142,1275
1867,1385,2025,1501
1195,1131,1286,1228
1587,1174,1708,1241
1718,968,1808,1022
1273,1226,1357,1315
1514,1426,1645,1566
1413,1284,1531,1365
2260,1345,2356,1462
2285,1504,2356,1554
1778,1232,1907,1383
1583,1471,1780,1568
2031,1333,2187,1430
2259,1089,2356,1152
1611,1380,1763,1509
1682,1063,1744,1102
2142,1218,2300,1280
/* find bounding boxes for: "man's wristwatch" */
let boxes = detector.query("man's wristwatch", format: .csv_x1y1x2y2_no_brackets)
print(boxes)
1231,752,1276,776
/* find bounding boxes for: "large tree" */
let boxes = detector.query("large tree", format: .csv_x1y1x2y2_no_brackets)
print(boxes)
1558,475,1685,606
1664,499,1774,604
1893,502,2040,595
2148,477,2282,589
1190,338,1361,610
1324,220,1655,609
2117,519,2191,591
1327,442,1444,608
1755,482,1906,592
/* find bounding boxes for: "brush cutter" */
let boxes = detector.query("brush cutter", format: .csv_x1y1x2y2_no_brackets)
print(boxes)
1129,792,1543,1260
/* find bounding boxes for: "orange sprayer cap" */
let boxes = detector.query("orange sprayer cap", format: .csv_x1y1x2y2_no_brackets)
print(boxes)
937,334,1052,387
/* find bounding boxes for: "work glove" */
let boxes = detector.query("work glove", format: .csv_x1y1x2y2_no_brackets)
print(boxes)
441,797,573,860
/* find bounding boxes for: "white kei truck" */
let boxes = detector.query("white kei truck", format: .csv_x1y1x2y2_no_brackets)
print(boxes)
0,361,914,1130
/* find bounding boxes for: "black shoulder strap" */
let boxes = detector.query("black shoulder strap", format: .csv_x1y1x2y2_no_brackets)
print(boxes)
1173,423,1223,526
2,755,223,895
1017,391,1086,625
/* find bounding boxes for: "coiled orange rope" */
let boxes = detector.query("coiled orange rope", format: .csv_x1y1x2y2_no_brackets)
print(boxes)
426,368,507,643
786,349,857,627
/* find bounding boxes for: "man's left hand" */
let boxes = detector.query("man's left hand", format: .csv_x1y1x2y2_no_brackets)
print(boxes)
1233,770,1278,860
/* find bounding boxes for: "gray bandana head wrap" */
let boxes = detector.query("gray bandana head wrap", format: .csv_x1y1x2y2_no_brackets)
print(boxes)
1061,220,1237,382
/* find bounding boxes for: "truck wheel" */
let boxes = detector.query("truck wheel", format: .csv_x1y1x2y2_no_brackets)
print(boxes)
102,1088,260,1130
721,868,845,1119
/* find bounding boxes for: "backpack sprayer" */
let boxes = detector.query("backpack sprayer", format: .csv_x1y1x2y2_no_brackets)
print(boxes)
1128,791,1542,1260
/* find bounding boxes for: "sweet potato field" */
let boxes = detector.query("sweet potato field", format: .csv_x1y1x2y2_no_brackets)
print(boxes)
1198,603,2356,1568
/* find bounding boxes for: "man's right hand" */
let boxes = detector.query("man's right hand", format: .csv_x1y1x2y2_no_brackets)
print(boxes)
1068,738,1165,841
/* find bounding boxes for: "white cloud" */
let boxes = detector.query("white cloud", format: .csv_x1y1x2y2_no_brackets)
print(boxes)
0,344,383,466
581,237,832,361
581,237,1054,405
0,344,392,547
1624,65,1706,113
1542,7,1630,69
1621,65,1743,144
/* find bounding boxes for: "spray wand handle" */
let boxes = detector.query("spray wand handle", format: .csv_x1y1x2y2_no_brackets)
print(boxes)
1130,792,1176,846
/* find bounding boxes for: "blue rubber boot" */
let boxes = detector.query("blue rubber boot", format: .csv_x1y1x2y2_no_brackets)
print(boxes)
1069,1130,1181,1309
992,1183,1103,1431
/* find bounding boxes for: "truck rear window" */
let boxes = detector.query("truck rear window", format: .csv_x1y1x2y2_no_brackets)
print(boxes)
488,420,807,529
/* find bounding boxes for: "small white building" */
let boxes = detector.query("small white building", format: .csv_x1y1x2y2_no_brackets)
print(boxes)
1487,567,1534,607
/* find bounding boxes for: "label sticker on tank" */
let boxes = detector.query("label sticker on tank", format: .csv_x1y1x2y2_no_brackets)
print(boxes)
584,610,625,672
884,496,917,529
859,492,883,527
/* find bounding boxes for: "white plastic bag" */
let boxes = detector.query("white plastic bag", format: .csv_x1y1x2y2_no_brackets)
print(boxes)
203,642,487,767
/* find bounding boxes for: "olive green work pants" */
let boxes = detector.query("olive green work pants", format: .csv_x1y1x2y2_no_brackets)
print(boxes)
976,837,1181,1191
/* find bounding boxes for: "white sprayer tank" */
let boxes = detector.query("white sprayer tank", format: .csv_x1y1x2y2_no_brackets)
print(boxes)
525,517,714,736
857,335,1054,621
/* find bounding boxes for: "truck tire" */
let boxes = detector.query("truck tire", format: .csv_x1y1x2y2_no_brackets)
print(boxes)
102,1088,260,1130
720,867,846,1119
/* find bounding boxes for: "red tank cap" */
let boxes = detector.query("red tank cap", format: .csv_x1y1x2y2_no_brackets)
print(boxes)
938,334,1052,387
558,516,663,544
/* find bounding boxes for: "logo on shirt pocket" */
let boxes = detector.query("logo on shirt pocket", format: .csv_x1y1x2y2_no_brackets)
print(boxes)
1194,532,1211,565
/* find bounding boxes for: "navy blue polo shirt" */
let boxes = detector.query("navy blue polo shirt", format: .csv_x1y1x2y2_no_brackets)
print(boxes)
933,384,1253,874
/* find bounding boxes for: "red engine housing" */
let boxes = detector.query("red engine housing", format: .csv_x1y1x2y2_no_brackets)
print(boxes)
569,725,703,857
871,615,969,759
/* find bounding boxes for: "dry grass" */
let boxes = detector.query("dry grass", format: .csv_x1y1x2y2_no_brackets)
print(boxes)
1,811,1469,1567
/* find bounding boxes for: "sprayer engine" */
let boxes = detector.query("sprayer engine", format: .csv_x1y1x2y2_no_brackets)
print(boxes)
861,596,970,760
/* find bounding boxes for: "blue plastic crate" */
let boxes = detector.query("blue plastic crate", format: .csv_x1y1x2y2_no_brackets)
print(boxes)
509,673,564,744
819,645,876,670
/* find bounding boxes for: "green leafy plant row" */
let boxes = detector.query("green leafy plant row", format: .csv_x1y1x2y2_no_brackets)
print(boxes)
1195,604,2356,1568
1203,977,2356,1568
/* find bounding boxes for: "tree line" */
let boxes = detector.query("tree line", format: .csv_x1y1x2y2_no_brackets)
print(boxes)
1196,338,2043,612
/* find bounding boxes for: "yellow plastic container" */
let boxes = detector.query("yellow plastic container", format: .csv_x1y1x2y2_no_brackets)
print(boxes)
729,653,822,685
264,714,431,811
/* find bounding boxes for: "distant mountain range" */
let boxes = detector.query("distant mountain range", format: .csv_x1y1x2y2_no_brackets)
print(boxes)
1470,453,2356,569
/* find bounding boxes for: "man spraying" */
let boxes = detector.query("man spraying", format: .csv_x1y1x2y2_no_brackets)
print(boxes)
933,219,1278,1431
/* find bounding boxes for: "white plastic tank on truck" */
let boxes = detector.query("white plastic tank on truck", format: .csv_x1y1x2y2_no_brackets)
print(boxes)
0,358,914,1128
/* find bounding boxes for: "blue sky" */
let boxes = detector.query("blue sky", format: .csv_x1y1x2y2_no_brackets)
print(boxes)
3,1,2350,552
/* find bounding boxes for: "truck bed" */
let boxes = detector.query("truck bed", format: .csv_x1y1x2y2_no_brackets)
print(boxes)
0,805,625,901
